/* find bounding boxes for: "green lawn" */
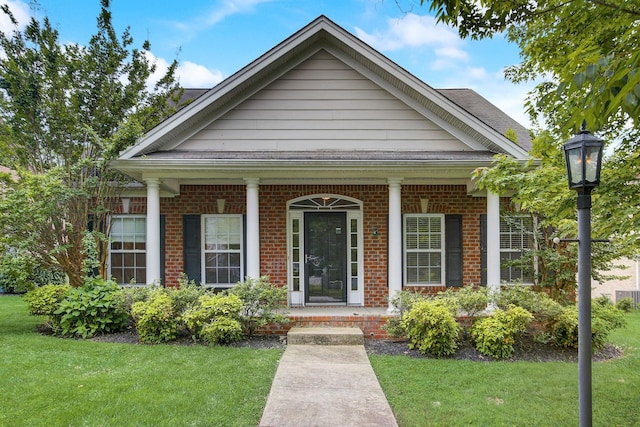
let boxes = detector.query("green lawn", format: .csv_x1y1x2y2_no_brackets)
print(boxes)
0,295,282,427
371,310,640,427
4,295,640,427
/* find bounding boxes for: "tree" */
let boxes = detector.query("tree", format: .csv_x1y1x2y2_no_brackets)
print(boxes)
473,133,630,301
0,0,181,287
414,0,640,294
424,0,640,133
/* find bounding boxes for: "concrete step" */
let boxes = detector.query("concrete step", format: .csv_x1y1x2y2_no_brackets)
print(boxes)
287,326,364,345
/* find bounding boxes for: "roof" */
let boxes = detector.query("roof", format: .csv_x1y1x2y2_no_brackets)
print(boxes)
438,89,531,151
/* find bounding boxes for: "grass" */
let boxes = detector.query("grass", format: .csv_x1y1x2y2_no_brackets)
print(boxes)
4,295,639,426
0,295,282,427
371,310,640,426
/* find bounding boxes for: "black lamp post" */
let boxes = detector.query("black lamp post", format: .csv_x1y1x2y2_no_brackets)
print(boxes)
562,122,604,427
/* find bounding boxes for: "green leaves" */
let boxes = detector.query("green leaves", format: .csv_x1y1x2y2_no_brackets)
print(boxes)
0,2,181,285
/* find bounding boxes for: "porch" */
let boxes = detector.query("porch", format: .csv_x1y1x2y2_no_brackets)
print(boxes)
257,306,395,339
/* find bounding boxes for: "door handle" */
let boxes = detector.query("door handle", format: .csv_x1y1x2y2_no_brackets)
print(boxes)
305,254,320,265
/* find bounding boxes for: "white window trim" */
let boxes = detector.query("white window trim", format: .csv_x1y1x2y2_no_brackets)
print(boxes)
108,214,147,286
403,213,445,286
201,214,244,289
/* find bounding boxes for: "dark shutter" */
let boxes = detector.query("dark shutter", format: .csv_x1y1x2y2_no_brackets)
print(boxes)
480,214,487,286
445,215,463,287
183,215,201,285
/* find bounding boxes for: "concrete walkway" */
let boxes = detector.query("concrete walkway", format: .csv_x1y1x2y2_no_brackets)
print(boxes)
259,332,398,426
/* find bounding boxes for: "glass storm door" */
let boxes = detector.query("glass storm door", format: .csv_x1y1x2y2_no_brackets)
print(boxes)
304,212,347,304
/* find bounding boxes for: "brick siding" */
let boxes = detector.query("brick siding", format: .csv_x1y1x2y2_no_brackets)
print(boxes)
126,183,493,308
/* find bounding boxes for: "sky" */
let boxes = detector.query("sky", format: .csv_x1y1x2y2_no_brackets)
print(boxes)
1,0,535,127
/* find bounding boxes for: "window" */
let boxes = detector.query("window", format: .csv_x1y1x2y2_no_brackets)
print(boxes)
110,215,146,285
499,215,534,283
404,214,445,285
203,215,243,288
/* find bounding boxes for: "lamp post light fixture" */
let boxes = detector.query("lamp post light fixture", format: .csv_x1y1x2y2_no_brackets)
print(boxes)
562,122,604,427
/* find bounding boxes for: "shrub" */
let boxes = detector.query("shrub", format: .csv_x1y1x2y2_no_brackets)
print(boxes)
551,301,627,351
401,299,460,357
384,289,428,337
118,285,155,317
56,277,128,338
199,317,244,345
550,305,579,349
229,276,288,336
471,306,533,359
166,274,208,316
131,291,178,344
616,297,635,312
182,293,244,343
450,285,488,318
495,285,563,334
437,285,488,331
24,284,71,316
0,250,65,294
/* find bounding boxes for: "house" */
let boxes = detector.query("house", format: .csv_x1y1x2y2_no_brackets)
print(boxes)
110,16,531,311
593,257,640,303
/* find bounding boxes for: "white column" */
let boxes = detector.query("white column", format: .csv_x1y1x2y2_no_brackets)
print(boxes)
145,178,161,285
245,178,260,279
486,190,501,296
387,178,403,312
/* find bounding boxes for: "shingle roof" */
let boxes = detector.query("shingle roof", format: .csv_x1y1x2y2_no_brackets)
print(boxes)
438,89,531,151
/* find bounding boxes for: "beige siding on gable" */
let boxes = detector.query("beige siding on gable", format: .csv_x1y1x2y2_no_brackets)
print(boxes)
180,50,469,152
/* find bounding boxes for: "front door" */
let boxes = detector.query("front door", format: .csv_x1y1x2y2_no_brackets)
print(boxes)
304,212,347,304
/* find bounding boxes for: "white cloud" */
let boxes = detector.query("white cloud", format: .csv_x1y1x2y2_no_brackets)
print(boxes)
166,0,274,42
355,13,466,69
202,0,275,27
355,13,466,56
0,0,30,32
177,61,224,87
145,52,224,89
353,13,532,127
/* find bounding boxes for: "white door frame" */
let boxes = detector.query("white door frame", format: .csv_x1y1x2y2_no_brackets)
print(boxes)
286,194,364,306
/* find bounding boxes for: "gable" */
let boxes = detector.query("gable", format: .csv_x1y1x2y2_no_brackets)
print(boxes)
172,50,469,153
112,16,532,187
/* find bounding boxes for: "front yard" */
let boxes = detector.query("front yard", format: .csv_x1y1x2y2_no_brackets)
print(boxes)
2,295,639,426
370,310,640,426
0,295,281,426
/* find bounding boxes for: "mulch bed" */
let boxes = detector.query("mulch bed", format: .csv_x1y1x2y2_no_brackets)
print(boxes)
89,329,624,362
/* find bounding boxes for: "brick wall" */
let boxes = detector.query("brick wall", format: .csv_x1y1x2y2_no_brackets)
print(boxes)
128,183,495,307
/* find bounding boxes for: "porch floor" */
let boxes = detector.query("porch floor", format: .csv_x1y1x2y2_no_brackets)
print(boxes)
261,306,395,339
285,306,390,317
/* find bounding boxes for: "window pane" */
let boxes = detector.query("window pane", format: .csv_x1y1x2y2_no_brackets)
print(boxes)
499,216,534,283
218,268,229,284
229,268,241,284
406,234,418,250
205,268,218,284
112,269,123,283
203,215,243,286
136,253,146,267
229,253,241,267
